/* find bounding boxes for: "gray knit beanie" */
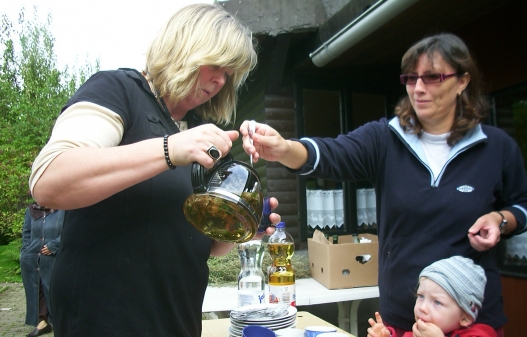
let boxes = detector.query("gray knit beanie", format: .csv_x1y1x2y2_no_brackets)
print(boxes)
419,256,486,322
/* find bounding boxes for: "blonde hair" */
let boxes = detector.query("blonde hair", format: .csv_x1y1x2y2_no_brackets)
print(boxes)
144,3,257,125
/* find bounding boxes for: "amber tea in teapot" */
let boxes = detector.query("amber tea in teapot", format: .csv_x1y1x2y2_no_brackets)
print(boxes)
183,154,264,243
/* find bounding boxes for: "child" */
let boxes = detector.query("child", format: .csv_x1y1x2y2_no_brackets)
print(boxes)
367,256,497,337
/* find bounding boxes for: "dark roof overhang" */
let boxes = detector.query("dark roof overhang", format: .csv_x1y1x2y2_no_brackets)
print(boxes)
309,0,517,69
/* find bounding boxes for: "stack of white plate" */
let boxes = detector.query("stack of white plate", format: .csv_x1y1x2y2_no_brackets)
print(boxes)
228,303,297,337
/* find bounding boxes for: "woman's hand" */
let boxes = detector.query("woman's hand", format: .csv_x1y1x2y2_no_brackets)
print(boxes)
253,197,280,239
239,121,291,163
467,211,514,251
168,123,239,169
239,121,308,169
41,245,52,255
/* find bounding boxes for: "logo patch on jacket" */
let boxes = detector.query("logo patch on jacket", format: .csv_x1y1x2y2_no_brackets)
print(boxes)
457,185,474,193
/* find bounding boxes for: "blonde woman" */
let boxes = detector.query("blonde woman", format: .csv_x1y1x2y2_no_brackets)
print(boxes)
29,4,279,336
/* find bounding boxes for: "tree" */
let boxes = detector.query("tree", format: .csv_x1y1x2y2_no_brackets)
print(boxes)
0,7,98,244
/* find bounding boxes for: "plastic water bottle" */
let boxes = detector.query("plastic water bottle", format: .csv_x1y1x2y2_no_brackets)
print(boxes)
267,222,296,306
237,240,266,307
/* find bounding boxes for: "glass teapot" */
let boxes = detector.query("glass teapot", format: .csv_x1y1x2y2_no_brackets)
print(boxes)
183,154,265,243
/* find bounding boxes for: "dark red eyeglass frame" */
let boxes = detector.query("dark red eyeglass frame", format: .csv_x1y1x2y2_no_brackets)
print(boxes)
400,73,457,85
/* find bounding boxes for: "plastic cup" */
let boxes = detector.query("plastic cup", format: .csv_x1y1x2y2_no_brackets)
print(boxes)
242,325,276,337
304,326,337,337
275,327,304,336
317,333,349,337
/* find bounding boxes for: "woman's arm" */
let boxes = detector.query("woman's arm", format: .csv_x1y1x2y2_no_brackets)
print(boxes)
33,139,169,209
31,103,238,210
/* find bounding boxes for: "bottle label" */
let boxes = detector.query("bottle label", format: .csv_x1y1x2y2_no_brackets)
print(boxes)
238,275,265,307
238,290,266,307
268,284,296,306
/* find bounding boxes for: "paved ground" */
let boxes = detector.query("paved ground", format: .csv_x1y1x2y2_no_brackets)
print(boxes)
0,283,54,337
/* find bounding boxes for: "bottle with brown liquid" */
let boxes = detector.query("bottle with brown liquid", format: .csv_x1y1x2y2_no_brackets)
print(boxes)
267,222,296,306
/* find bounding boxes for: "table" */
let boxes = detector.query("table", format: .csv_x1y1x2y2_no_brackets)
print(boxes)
202,278,379,336
201,311,354,337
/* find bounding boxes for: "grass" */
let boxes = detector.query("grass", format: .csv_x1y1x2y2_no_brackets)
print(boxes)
0,239,22,283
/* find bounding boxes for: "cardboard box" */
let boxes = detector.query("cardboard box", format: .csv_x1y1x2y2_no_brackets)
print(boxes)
307,232,378,289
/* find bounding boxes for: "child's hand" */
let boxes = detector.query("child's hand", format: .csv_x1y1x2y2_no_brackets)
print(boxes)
367,312,391,337
411,319,444,337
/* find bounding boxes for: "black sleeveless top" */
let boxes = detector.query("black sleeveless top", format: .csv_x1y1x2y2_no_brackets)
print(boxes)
50,69,212,337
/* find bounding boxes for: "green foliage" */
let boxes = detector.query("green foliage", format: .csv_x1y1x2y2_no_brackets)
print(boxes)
0,239,22,282
0,7,98,244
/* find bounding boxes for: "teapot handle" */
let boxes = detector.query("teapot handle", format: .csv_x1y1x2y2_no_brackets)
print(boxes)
190,153,234,193
257,197,272,232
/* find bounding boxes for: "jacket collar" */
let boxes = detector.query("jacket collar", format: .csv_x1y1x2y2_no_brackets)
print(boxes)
388,116,487,159
388,117,488,186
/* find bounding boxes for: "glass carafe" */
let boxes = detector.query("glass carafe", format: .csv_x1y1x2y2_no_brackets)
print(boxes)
237,240,266,307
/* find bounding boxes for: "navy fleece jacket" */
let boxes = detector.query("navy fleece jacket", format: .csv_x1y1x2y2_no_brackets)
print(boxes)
294,117,527,329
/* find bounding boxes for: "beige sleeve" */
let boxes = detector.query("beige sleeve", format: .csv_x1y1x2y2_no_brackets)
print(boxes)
29,102,125,192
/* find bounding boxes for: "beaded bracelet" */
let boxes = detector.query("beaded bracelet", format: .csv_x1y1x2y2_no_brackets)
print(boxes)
163,134,176,170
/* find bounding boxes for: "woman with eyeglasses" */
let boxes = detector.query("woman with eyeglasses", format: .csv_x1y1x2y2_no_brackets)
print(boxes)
240,33,527,337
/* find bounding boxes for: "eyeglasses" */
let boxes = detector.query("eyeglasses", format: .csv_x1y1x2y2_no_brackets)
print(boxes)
400,73,457,85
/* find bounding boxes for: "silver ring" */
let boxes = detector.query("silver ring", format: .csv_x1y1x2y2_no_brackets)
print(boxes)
207,145,221,161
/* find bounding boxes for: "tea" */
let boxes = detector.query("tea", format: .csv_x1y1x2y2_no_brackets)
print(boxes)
183,191,263,243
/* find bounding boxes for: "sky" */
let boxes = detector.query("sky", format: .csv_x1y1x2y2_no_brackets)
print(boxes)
2,0,214,71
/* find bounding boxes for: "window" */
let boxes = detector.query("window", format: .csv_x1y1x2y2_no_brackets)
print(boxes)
302,89,346,236
297,84,387,240
492,81,527,277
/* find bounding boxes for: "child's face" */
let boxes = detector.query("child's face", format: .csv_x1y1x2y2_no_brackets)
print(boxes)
414,277,472,333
